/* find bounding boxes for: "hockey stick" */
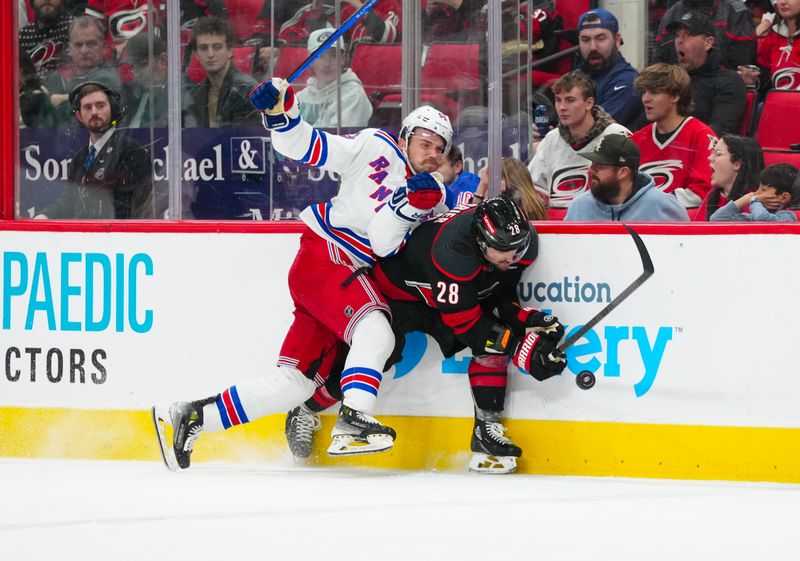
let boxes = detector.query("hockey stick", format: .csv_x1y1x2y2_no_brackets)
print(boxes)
287,0,379,84
556,224,654,354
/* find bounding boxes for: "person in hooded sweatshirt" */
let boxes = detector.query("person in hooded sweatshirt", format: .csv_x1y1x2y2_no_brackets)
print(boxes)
295,28,373,128
565,133,690,222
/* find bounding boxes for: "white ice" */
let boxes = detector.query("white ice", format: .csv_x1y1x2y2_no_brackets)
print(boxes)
1,458,799,561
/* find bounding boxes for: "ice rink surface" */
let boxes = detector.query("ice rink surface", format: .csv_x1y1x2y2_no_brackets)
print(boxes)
2,458,799,561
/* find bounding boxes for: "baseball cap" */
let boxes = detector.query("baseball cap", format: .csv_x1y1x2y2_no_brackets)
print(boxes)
667,11,715,36
577,9,619,35
307,28,345,54
579,134,640,171
125,33,166,66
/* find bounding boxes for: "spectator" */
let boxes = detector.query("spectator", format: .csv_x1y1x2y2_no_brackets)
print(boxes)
528,71,630,209
182,16,261,128
122,32,168,128
631,63,717,208
295,28,373,128
19,50,53,128
575,8,642,128
565,133,690,221
504,1,563,64
422,0,483,43
475,157,548,219
34,81,152,219
438,144,481,208
741,0,800,90
695,134,764,219
655,0,757,69
19,0,73,79
671,11,747,134
710,162,799,220
42,15,121,127
84,0,162,57
271,0,401,45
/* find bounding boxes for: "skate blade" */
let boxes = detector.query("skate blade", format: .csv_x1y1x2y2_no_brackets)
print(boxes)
327,433,394,456
151,406,180,472
468,453,517,474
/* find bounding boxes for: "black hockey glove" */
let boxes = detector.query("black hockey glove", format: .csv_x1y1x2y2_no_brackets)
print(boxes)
511,332,567,382
518,307,564,342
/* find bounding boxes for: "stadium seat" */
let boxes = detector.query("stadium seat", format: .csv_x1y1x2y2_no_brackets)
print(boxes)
755,90,800,150
350,42,403,101
272,45,313,90
185,46,256,84
762,148,800,168
223,0,265,44
739,90,757,136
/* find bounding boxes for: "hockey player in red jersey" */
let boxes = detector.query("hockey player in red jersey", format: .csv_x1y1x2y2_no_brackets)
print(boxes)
287,197,568,474
631,63,717,209
151,75,454,469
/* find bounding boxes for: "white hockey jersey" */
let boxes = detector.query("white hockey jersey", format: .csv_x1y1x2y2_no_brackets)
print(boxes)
529,123,630,208
270,116,438,267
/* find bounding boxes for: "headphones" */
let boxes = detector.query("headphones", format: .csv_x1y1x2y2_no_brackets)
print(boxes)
69,81,125,127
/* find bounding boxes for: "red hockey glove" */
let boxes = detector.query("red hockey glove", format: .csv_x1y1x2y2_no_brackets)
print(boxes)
511,332,567,381
406,172,444,210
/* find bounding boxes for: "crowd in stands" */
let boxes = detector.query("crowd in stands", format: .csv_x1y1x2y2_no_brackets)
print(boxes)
15,0,800,221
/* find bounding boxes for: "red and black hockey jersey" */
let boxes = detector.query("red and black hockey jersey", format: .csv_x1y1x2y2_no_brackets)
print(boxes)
372,205,538,353
19,14,73,78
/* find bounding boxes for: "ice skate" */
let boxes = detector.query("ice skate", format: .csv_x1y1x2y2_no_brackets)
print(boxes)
152,399,209,471
327,404,396,456
285,405,321,460
468,411,521,474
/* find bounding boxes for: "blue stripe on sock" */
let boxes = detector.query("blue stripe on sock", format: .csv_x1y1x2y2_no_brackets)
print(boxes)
215,395,231,429
341,367,382,382
229,385,249,424
342,381,378,396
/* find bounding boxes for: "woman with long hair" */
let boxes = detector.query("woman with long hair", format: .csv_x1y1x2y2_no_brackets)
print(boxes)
473,157,548,220
694,134,764,220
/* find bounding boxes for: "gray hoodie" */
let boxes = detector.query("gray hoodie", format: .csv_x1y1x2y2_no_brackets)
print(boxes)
565,172,690,222
296,68,373,128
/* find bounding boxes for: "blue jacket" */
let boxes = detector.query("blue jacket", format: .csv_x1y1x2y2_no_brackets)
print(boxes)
445,171,480,208
565,173,690,222
579,54,641,129
710,200,798,222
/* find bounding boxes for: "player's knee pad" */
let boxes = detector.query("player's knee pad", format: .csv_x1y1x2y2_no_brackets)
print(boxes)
348,310,395,367
468,355,509,412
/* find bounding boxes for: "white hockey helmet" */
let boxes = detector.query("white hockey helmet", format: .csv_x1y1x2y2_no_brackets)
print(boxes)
400,105,453,156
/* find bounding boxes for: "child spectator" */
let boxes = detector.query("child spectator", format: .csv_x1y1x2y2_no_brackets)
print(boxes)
694,134,764,220
710,162,799,220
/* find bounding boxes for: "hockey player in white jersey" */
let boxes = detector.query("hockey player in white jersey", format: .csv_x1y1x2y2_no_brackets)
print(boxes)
152,76,453,470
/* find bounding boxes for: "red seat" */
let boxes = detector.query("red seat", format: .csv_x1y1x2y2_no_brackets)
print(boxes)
222,0,265,44
762,148,800,168
739,90,757,136
185,46,256,84
272,45,313,90
350,42,403,101
546,207,568,220
756,90,800,150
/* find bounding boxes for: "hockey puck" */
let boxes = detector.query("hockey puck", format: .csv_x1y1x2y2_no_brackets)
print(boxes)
576,370,596,390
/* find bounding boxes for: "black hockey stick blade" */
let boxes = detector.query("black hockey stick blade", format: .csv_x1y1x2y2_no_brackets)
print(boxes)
556,224,654,353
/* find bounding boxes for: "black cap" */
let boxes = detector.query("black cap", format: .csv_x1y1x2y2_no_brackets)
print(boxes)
667,11,715,37
579,133,640,171
125,33,166,66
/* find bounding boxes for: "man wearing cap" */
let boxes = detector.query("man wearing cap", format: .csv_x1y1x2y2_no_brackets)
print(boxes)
295,28,373,128
671,11,746,135
575,8,642,129
182,16,261,128
655,0,756,70
122,33,168,128
565,133,690,221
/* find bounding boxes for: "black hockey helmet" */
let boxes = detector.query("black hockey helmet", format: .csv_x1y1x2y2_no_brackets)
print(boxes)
473,195,531,259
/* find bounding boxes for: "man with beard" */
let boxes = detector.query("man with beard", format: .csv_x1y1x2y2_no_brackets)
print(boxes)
671,11,746,135
575,8,642,129
565,133,689,221
528,71,630,209
34,81,153,219
655,0,756,70
19,0,74,79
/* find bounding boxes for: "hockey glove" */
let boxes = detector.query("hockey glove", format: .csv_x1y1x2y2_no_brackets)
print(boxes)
249,77,299,130
406,171,445,211
519,308,564,342
511,332,567,382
